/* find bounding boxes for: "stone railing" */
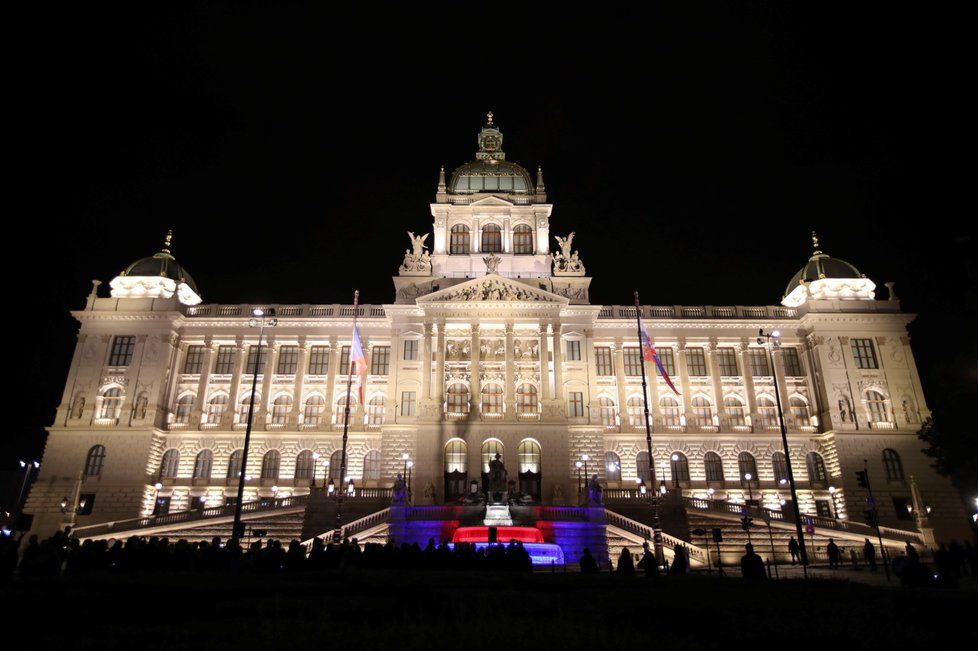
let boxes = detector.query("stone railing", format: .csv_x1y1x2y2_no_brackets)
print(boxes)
604,508,708,565
184,304,387,319
597,305,797,320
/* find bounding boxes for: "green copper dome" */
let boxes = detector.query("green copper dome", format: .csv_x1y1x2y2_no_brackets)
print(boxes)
119,231,199,294
783,232,864,298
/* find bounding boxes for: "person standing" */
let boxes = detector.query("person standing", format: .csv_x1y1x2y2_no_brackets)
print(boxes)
863,538,877,572
827,539,840,569
788,536,800,565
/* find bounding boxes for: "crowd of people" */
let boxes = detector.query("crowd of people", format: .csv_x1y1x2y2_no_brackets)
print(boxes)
1,529,536,580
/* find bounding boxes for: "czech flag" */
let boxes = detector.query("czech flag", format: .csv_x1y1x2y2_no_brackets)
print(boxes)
641,324,680,396
351,325,368,402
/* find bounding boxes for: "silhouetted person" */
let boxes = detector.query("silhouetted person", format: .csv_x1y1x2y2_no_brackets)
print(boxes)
579,547,598,573
669,543,688,575
788,536,800,565
616,547,635,575
863,539,877,572
904,541,919,564
740,543,765,580
827,539,840,569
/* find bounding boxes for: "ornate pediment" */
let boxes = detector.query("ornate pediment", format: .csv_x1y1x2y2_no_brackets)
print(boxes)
418,275,567,304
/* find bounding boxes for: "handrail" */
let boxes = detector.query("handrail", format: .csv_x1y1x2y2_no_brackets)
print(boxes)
604,509,708,564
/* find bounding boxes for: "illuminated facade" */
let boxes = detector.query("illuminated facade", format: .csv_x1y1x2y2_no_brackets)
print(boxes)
25,114,970,546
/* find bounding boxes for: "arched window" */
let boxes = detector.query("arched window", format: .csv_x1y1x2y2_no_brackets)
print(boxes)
481,223,502,253
271,395,292,424
660,396,681,427
670,452,690,483
303,395,325,425
450,224,470,254
367,395,386,426
757,396,778,428
772,451,788,485
806,452,827,487
481,439,504,474
724,396,746,427
447,383,470,414
597,396,616,426
605,451,621,482
207,394,229,423
692,396,713,428
159,449,180,479
363,450,382,481
481,384,503,414
517,440,541,474
193,450,213,479
790,396,811,427
174,394,195,423
516,384,538,414
98,387,123,420
261,450,281,480
513,224,533,254
84,445,106,476
226,449,243,480
866,390,890,423
738,452,758,484
626,396,645,428
333,395,358,424
445,439,467,474
295,450,316,481
882,448,904,483
329,450,345,483
636,451,652,485
238,393,260,423
704,452,724,482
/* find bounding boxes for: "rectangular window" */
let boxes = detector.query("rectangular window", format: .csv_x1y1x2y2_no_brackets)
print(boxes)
109,336,135,367
623,348,643,376
782,348,803,376
400,391,416,416
749,349,771,376
245,345,266,375
566,340,581,361
308,346,329,375
340,346,351,374
183,345,205,374
370,346,390,375
276,346,298,374
595,347,613,376
815,500,832,518
850,338,878,369
568,391,584,418
685,348,708,376
716,348,738,376
655,348,676,377
403,339,419,361
215,346,236,374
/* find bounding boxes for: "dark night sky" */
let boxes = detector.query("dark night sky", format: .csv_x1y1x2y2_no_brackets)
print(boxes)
7,4,975,468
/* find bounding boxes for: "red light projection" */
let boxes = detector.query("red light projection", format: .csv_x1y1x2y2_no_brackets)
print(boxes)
450,526,544,544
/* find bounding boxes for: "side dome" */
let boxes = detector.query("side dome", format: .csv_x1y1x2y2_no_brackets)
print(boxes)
109,231,202,305
781,232,875,307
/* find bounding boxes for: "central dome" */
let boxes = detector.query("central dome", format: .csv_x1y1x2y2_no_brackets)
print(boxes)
447,112,535,196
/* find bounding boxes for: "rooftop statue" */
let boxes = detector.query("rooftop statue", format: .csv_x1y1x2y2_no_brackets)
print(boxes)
399,231,432,276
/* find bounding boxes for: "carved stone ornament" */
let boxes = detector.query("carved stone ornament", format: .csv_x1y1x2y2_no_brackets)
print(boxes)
552,232,586,276
399,231,433,277
427,278,558,302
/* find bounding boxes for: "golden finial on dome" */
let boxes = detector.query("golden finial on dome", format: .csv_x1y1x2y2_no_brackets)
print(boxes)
162,229,173,254
486,111,494,125
811,230,821,255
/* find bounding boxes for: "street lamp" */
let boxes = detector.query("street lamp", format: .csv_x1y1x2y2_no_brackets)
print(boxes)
232,307,277,540
758,328,809,578
406,460,414,498
580,454,590,480
575,461,583,495
670,453,680,489
743,472,754,544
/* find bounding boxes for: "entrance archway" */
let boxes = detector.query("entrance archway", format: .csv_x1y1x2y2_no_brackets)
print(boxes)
517,439,542,501
444,439,467,502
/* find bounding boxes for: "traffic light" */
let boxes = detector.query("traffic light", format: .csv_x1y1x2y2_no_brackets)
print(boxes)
856,470,868,488
741,516,753,531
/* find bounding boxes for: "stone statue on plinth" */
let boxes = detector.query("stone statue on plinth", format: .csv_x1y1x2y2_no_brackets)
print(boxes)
392,473,408,505
487,453,508,502
586,474,603,506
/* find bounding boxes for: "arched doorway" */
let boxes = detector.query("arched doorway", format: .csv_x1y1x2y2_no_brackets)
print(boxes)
444,439,467,502
517,439,542,501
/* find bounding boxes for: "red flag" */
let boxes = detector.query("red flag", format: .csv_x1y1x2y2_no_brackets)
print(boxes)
351,325,368,403
641,324,680,396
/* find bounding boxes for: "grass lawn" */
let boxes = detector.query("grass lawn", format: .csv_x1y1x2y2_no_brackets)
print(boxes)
3,570,976,649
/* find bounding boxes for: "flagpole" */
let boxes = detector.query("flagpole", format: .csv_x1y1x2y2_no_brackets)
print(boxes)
634,291,665,568
333,289,359,541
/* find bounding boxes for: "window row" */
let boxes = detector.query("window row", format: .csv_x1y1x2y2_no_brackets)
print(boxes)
449,224,536,255
184,345,395,376
579,394,813,428
155,448,384,482
592,346,804,378
444,383,540,414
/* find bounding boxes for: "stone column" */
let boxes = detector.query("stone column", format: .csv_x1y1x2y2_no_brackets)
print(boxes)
613,340,627,427
771,346,793,429
551,322,563,400
676,339,693,427
164,339,189,424
707,338,724,429
800,334,824,429
228,337,247,424
324,337,339,424
538,324,551,401
257,338,278,425
505,322,516,418
190,337,216,427
435,323,446,404
739,339,759,429
388,331,401,423
292,336,309,425
421,323,433,400
469,324,481,419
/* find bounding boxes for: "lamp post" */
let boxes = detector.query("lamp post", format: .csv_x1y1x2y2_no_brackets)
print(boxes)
332,290,362,542
743,472,754,545
670,453,680,489
575,460,583,496
758,328,808,579
406,460,414,500
232,308,277,540
15,460,40,523
580,454,590,481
